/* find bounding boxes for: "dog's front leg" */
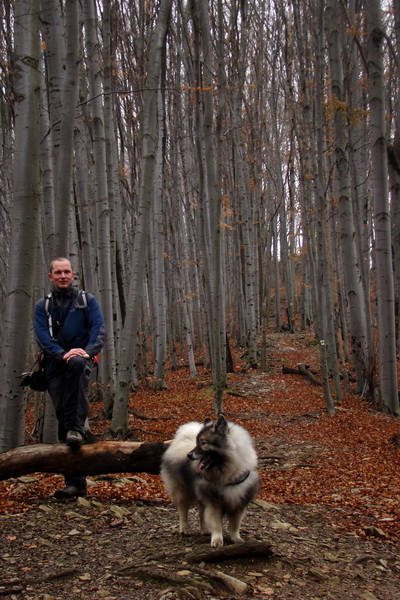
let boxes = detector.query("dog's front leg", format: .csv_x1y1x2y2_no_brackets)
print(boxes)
198,503,208,534
177,503,190,534
228,509,245,542
204,506,224,547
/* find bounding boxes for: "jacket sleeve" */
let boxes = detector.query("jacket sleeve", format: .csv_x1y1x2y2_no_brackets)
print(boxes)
84,294,106,358
34,299,66,361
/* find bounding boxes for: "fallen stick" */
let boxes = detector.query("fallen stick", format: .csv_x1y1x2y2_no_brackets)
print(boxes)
0,568,81,594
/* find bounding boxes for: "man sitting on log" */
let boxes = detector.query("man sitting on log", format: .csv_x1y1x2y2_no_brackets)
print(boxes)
34,257,106,499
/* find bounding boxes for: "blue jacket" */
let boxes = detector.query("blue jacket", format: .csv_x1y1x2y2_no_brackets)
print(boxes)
34,286,106,373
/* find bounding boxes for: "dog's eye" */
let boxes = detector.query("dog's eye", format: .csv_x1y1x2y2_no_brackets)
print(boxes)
200,439,208,447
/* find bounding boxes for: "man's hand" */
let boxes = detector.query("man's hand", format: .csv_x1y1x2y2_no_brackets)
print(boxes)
63,348,90,362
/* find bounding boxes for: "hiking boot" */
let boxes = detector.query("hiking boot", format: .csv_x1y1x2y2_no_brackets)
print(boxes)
54,485,87,500
66,430,83,449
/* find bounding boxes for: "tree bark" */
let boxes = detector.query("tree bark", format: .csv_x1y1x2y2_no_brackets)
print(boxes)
111,0,173,436
313,0,337,413
53,0,80,254
0,0,41,451
0,441,167,481
40,0,65,258
325,0,369,395
367,0,399,415
151,80,168,391
83,0,116,410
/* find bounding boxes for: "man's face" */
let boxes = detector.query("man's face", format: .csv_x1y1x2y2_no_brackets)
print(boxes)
49,260,74,290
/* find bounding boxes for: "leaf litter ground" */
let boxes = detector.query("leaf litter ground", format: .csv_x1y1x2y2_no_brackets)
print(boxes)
1,332,399,600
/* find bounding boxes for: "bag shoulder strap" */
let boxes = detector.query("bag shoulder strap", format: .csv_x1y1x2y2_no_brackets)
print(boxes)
44,292,54,339
44,289,87,340
78,290,88,308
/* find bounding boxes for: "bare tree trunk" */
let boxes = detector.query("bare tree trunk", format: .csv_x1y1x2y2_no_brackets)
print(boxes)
0,0,41,451
38,56,55,271
40,0,65,258
347,0,376,400
325,0,369,394
366,0,399,415
391,0,400,352
83,0,116,411
102,0,124,372
0,5,13,333
201,0,226,411
111,0,173,436
53,0,80,254
192,0,226,412
177,206,198,379
152,82,168,391
269,51,295,334
313,0,337,413
230,1,258,367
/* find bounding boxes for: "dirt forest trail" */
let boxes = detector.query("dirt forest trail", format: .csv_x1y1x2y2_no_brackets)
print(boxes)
0,331,399,600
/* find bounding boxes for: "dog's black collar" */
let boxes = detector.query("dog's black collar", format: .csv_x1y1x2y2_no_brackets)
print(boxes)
226,470,250,486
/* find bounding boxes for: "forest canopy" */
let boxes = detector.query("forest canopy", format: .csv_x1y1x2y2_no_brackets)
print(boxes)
0,0,399,452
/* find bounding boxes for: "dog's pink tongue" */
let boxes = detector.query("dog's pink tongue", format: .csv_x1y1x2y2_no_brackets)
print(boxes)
196,460,203,474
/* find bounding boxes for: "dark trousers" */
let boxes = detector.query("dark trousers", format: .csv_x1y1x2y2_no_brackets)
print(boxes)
47,356,92,489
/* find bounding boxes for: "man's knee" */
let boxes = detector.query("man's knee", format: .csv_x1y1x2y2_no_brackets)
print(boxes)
66,356,88,375
66,356,92,386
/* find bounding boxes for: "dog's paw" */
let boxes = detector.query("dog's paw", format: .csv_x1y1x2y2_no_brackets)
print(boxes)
210,535,224,547
179,523,190,535
230,533,243,543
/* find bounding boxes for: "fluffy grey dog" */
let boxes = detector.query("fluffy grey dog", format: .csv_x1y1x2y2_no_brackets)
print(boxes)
161,415,259,547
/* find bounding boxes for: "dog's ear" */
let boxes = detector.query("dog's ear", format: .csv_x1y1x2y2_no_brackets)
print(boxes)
215,414,227,433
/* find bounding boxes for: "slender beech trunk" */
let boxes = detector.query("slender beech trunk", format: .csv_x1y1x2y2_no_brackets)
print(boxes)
101,0,123,402
40,0,64,258
325,0,369,394
231,0,258,367
102,0,123,344
38,55,55,270
53,0,80,254
84,0,116,412
203,5,225,410
111,0,173,435
366,0,399,415
152,81,168,391
0,0,41,451
313,0,337,413
347,0,375,398
391,0,400,352
193,0,226,412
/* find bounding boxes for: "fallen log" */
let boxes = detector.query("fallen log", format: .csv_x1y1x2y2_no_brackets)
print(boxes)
0,441,167,481
186,540,274,563
282,364,322,386
282,365,312,375
297,364,323,385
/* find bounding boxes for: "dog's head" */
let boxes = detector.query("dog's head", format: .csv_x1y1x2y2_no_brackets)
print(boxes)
187,415,228,474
